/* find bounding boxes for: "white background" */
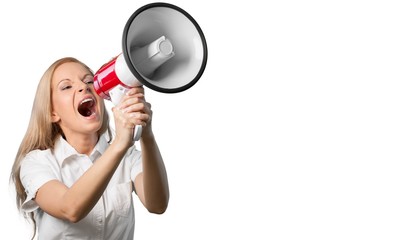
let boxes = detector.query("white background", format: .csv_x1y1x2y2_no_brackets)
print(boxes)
1,0,400,239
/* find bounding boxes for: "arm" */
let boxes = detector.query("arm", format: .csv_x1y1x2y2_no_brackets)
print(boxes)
118,87,169,213
134,130,169,214
34,89,140,222
34,139,130,223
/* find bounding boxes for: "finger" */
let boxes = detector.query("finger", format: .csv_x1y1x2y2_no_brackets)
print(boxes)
129,112,150,123
142,102,152,117
122,113,148,128
124,92,144,100
113,107,144,129
121,102,147,114
126,87,144,96
118,96,144,111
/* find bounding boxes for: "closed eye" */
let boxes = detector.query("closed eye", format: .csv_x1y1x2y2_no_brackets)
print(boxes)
61,85,72,90
83,79,94,85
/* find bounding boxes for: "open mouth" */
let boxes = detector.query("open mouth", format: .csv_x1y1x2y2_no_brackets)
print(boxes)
78,97,96,117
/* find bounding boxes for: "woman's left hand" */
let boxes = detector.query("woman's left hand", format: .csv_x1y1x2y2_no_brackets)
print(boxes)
116,87,153,137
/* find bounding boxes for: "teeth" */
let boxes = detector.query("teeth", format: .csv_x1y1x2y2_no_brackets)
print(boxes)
81,98,93,105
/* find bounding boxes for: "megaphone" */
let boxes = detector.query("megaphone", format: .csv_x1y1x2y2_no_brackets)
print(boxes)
93,2,208,141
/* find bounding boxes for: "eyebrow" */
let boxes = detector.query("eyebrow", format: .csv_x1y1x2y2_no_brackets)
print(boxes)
57,78,71,87
83,74,94,79
57,74,93,86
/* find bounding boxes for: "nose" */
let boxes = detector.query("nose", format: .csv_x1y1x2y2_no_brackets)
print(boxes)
78,87,90,93
78,83,91,93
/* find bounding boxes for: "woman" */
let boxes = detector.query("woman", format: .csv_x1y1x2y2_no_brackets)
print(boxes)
10,57,169,239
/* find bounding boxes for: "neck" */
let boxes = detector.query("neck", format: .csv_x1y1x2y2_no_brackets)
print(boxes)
63,132,99,155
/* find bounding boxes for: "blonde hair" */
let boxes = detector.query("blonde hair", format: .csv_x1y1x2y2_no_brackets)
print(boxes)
10,57,111,239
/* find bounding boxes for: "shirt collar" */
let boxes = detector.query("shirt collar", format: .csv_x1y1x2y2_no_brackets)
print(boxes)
53,133,110,166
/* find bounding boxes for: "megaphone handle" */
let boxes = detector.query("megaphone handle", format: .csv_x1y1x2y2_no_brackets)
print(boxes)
133,125,142,142
109,85,142,141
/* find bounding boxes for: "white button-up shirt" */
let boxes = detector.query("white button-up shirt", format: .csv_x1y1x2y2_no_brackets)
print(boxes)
20,134,143,240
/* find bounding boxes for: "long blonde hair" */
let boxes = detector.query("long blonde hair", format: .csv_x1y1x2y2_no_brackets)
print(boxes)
10,57,111,239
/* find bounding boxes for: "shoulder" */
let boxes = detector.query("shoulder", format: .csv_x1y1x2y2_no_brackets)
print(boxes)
24,147,54,159
22,149,54,165
20,149,59,176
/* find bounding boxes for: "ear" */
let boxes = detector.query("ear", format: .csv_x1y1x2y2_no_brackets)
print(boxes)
51,111,60,123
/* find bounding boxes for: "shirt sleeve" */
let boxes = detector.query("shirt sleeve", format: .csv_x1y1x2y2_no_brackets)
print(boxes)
126,146,143,183
20,151,58,213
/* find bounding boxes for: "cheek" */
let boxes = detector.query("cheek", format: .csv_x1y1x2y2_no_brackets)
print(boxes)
52,95,73,114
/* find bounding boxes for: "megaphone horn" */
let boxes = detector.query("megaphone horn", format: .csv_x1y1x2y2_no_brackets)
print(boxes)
93,2,208,141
